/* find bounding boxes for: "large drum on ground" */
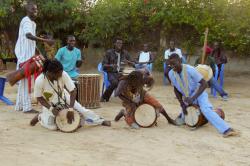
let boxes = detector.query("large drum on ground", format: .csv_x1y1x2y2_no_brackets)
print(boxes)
77,74,100,109
55,108,83,133
133,104,158,128
6,54,45,86
184,105,225,128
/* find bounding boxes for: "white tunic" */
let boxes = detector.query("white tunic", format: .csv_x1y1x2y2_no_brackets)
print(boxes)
164,48,182,60
34,71,104,130
15,16,36,66
34,71,75,104
139,51,151,63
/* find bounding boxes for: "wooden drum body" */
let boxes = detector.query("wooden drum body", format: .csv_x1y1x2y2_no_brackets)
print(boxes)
185,105,225,128
6,54,44,86
77,74,100,109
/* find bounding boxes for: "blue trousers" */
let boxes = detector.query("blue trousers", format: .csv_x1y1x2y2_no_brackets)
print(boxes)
181,92,230,134
209,77,228,97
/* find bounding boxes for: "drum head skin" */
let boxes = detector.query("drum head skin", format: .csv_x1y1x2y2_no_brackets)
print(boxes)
55,109,81,133
195,64,213,81
122,67,135,75
134,104,157,128
184,107,200,127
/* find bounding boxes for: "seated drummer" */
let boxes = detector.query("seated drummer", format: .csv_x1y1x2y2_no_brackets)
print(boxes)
30,59,111,130
55,35,83,80
114,70,176,129
167,53,238,137
101,37,134,102
135,43,154,70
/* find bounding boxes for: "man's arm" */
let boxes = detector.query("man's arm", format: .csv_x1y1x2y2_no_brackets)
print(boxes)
63,71,77,108
26,33,54,45
115,80,136,104
37,97,51,109
76,49,83,68
191,79,207,101
184,79,207,105
102,51,117,71
148,52,155,64
174,87,187,114
69,88,77,108
174,87,185,106
124,51,135,66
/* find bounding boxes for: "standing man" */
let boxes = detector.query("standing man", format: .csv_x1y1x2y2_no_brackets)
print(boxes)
164,40,183,82
15,1,54,113
55,35,83,80
211,42,227,86
195,46,229,100
101,37,134,102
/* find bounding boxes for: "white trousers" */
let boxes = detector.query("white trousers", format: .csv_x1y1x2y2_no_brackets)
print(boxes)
15,78,32,112
38,90,104,130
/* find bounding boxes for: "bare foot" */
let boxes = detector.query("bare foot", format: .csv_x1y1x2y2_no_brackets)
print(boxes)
101,120,111,127
223,128,240,138
30,114,39,126
24,109,39,114
114,109,125,121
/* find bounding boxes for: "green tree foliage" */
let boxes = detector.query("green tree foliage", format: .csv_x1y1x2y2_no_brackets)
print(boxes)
0,0,250,57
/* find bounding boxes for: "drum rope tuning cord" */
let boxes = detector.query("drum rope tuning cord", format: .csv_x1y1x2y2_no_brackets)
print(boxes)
77,74,100,109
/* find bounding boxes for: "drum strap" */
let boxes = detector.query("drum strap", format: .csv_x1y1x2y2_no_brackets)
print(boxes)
45,75,69,108
173,64,189,97
19,55,44,93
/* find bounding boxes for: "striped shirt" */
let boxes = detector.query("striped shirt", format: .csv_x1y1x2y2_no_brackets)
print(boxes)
15,16,36,67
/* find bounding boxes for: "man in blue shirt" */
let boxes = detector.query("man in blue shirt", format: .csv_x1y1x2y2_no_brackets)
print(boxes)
168,53,238,137
55,35,83,79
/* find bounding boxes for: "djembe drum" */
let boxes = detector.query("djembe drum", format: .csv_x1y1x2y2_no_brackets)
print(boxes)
55,108,82,133
133,104,158,128
77,74,100,109
184,105,225,128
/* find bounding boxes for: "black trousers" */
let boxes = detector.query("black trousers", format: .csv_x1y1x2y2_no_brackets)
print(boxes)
102,72,121,101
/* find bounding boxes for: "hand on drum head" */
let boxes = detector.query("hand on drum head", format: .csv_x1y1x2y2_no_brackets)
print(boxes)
184,97,194,106
67,109,75,124
181,103,188,115
130,103,138,111
51,107,60,116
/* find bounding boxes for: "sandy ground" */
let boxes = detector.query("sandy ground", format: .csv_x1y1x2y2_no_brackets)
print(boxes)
0,69,250,166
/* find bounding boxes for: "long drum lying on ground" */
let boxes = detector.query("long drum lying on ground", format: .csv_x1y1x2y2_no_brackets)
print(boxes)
6,54,45,86
77,74,101,109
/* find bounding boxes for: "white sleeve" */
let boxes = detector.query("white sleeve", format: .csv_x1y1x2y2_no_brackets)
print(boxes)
34,75,44,98
177,49,183,58
23,18,33,35
164,50,169,59
62,71,75,92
